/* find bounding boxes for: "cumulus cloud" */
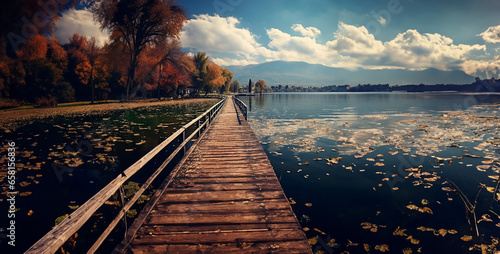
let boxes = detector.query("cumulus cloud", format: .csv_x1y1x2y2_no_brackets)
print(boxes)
382,30,485,70
479,25,500,43
55,8,109,45
180,14,272,58
180,14,493,74
327,22,384,56
291,24,321,38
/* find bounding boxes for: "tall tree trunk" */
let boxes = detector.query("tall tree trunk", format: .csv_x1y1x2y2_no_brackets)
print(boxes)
126,54,138,101
157,64,162,100
90,64,94,104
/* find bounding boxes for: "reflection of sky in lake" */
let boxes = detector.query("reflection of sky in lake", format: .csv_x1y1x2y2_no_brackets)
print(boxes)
239,92,500,253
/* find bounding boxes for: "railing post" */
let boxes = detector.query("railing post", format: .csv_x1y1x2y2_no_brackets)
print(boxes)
119,186,127,237
182,129,186,155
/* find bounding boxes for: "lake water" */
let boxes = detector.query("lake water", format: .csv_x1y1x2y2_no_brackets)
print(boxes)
0,100,217,253
238,92,500,253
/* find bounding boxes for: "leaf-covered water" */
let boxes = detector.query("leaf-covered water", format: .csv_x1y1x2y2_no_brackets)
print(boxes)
239,92,500,253
0,99,217,253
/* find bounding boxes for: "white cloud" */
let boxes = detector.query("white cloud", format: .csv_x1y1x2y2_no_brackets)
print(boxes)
382,30,485,70
55,9,109,46
212,57,258,66
179,14,495,75
462,59,500,78
180,14,272,59
327,22,384,56
479,25,500,43
291,24,321,38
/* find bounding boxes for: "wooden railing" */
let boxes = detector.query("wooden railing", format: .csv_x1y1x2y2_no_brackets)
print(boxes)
26,97,227,254
233,96,248,120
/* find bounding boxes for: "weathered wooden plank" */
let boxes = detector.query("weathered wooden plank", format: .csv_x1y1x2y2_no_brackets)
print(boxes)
137,222,301,234
115,97,311,254
152,199,292,214
129,240,312,254
131,228,306,245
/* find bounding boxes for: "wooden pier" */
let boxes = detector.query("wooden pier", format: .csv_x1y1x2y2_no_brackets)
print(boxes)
27,96,310,254
114,96,310,253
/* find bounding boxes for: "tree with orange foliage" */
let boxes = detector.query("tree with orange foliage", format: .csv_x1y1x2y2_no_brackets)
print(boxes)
93,0,186,101
205,63,226,95
17,34,48,59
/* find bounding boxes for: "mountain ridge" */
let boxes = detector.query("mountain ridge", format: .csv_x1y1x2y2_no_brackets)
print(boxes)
223,61,475,86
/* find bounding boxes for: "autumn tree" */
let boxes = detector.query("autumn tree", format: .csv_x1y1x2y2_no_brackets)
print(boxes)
192,52,209,94
221,67,233,94
0,0,77,57
93,0,186,101
86,37,100,103
230,80,240,93
255,79,267,93
205,63,226,95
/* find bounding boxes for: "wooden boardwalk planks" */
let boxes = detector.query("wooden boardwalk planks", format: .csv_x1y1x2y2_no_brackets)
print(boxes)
115,96,311,253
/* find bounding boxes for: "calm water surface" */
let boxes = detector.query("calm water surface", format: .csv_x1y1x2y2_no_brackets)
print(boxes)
239,92,500,253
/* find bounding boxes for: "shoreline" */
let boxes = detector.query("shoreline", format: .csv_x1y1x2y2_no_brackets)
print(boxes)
0,98,220,128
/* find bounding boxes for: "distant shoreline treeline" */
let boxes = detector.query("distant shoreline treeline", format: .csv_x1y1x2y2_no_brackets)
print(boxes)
269,78,500,93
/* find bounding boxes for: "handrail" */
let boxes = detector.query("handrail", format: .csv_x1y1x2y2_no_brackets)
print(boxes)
26,97,227,254
233,96,248,120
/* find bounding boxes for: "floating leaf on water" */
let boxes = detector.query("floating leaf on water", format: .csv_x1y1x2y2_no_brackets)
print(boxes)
20,192,32,196
403,248,413,254
393,227,408,237
407,235,420,244
421,199,429,205
488,175,499,180
55,214,69,226
393,187,399,190
382,178,389,181
297,169,303,173
418,207,433,214
364,243,370,252
461,235,473,241
367,158,375,162
374,244,389,252
68,205,79,210
308,236,318,246
303,227,310,232
105,200,120,206
389,151,399,156
19,181,31,187
481,160,494,164
314,228,326,235
437,229,447,237
417,226,427,232
478,214,493,223
305,203,312,207
476,165,490,172
405,168,419,172
448,229,457,234
289,198,296,205
347,240,359,247
346,166,353,171
486,187,495,193
406,204,419,211
354,154,363,158
27,210,33,216
442,187,455,192
374,162,385,167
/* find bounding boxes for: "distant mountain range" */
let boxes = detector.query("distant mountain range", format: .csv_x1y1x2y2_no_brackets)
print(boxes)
223,61,475,86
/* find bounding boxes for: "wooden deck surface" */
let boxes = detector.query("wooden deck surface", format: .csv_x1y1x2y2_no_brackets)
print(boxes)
115,96,311,254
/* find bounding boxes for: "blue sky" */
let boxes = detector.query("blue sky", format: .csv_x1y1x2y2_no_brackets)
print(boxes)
55,0,500,78
175,0,500,78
